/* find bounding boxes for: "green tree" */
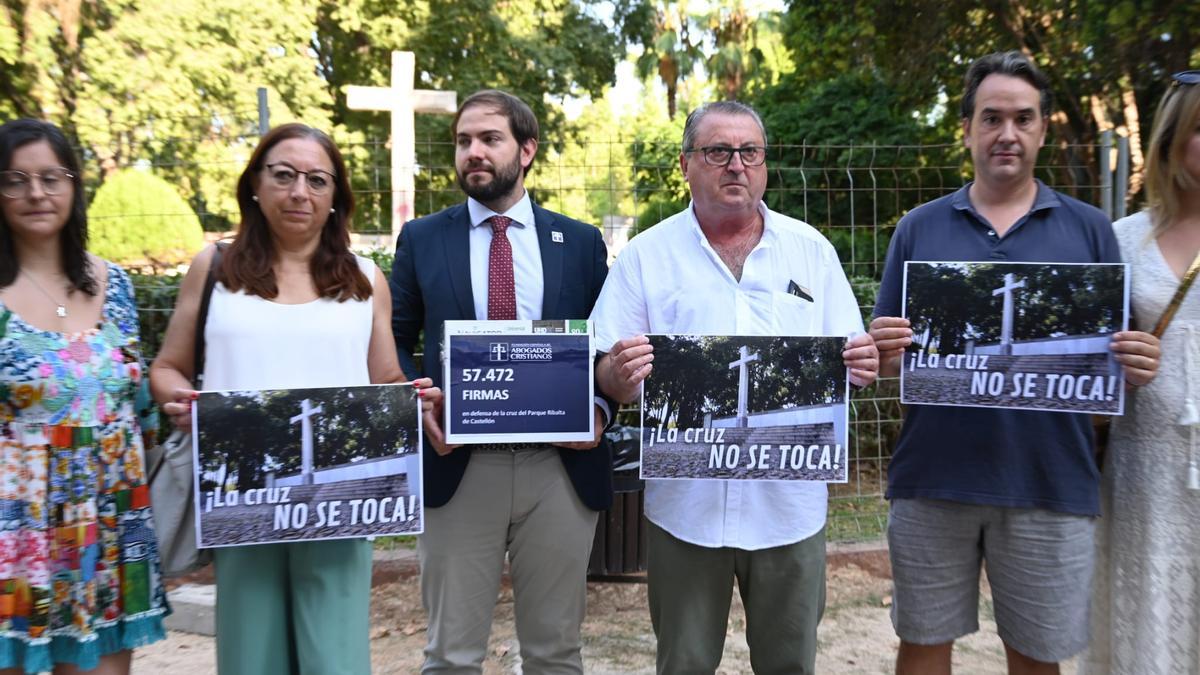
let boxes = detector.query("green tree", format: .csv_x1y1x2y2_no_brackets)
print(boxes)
779,0,1200,198
631,1,704,119
535,89,636,225
754,71,944,277
313,0,633,226
2,0,333,229
703,0,765,100
88,169,205,267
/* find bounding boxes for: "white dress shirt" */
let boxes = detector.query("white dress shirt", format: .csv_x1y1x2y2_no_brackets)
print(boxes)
590,202,864,550
467,192,544,320
467,192,611,425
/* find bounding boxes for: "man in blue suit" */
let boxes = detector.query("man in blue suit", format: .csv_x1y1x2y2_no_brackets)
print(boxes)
390,89,612,674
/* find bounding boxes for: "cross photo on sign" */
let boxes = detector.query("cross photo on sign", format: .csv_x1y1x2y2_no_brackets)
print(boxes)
640,334,850,483
192,384,424,547
900,260,1129,414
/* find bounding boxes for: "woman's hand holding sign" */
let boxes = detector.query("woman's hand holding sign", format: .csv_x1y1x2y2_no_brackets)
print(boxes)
411,377,458,456
163,387,199,431
1109,331,1161,387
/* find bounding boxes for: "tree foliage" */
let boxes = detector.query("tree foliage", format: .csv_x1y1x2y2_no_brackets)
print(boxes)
0,0,633,232
536,90,636,226
779,0,1200,182
2,0,333,230
631,1,704,119
317,0,635,228
754,71,948,275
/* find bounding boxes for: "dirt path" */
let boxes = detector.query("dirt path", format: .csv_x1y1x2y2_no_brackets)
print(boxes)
134,562,1078,674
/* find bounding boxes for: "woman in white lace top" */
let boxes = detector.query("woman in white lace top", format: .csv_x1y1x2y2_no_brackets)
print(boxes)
1083,71,1200,675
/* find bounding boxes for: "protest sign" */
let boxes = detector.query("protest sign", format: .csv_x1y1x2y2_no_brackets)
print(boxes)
640,335,849,482
901,261,1129,414
444,319,594,444
194,383,422,547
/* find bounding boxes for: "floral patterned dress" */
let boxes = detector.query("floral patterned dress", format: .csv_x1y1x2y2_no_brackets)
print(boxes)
0,262,167,673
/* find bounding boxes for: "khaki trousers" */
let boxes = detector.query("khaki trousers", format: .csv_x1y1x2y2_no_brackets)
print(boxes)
647,521,826,675
419,451,599,674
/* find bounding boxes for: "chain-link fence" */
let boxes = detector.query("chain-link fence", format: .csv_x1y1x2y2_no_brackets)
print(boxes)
119,116,1131,546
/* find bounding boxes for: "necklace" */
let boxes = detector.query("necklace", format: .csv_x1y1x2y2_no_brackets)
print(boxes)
22,272,68,318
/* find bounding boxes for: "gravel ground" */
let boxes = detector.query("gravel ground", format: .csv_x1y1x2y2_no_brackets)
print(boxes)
134,557,1078,674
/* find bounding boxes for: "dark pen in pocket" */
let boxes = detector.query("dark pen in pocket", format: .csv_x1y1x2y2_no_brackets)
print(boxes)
787,280,814,302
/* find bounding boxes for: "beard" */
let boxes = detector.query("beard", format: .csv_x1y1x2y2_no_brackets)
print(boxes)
456,152,523,204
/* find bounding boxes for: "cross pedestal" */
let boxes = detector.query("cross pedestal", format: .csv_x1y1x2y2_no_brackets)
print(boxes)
346,51,457,243
728,345,760,428
992,272,1027,356
290,398,325,486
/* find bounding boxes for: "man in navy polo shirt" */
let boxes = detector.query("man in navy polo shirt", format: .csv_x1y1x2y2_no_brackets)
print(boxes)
870,52,1161,675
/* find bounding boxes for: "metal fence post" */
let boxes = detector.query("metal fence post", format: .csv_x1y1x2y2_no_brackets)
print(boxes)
1099,130,1114,220
257,87,270,136
1115,135,1130,220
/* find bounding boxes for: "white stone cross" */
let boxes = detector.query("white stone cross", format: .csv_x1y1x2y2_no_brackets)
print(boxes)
290,398,325,486
346,51,458,244
992,272,1027,355
728,345,760,428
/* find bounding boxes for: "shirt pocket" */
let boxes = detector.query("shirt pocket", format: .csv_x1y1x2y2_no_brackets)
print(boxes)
770,291,816,334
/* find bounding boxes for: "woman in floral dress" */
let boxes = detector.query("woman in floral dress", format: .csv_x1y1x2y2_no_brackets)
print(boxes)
0,119,167,674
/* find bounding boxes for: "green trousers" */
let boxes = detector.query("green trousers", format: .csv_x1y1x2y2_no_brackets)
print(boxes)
647,522,826,675
214,538,373,675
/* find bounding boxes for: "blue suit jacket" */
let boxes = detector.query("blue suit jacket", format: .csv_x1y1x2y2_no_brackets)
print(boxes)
390,201,613,510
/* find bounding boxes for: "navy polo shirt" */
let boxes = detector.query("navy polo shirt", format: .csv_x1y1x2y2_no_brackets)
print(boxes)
874,180,1120,516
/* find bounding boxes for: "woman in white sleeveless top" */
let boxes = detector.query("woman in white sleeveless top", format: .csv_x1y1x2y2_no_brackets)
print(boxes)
150,124,441,674
1083,72,1200,675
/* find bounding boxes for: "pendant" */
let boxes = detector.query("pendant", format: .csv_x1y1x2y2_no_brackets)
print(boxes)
56,305,67,318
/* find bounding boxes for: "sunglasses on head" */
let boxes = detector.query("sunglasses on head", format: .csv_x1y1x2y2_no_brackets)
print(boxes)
1171,70,1200,87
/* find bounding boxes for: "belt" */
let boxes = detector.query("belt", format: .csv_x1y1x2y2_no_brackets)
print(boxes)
470,443,554,453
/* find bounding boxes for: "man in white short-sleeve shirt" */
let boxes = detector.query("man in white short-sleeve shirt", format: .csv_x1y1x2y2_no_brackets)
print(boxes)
591,101,879,674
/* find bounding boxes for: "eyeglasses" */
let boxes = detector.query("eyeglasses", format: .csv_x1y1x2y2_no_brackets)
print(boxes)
686,145,767,168
0,168,75,199
264,163,336,194
1171,71,1200,87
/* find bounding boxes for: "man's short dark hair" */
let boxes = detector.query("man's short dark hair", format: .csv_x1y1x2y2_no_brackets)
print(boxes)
960,51,1053,120
681,101,768,155
451,89,540,175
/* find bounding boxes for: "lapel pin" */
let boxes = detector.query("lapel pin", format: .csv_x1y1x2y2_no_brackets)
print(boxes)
551,231,564,243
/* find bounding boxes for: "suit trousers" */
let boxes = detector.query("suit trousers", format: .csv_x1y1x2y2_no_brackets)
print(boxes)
647,521,827,675
419,450,599,674
214,538,373,675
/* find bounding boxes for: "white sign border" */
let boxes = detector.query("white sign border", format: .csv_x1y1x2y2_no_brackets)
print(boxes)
191,382,424,548
443,319,596,444
638,333,852,483
900,260,1130,415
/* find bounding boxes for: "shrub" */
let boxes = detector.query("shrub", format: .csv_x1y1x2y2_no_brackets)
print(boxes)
89,170,205,267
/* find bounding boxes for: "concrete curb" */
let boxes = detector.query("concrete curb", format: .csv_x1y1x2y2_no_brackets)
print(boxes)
164,547,420,636
163,584,216,636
